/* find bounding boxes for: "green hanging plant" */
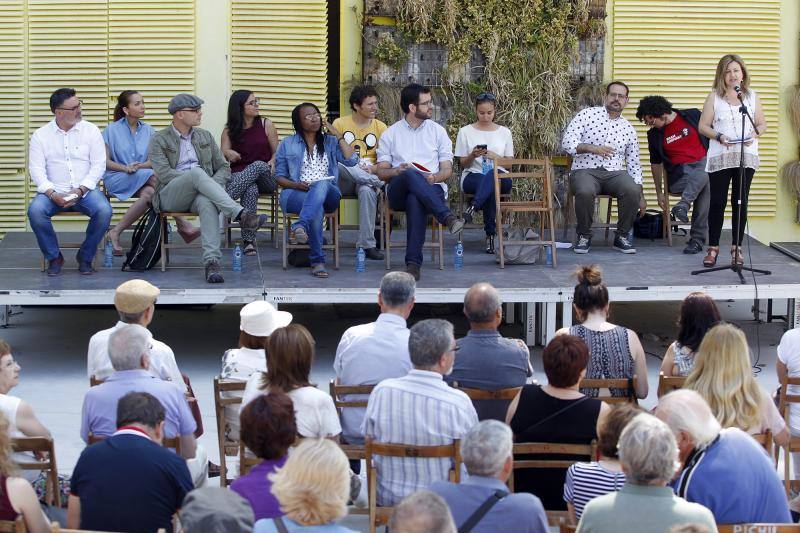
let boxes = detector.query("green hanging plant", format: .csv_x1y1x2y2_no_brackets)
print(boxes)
372,33,410,71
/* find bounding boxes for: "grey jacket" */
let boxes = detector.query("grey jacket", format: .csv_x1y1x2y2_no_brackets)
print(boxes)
148,125,231,189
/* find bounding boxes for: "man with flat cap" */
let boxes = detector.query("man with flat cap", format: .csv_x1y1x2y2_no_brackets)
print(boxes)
149,93,267,283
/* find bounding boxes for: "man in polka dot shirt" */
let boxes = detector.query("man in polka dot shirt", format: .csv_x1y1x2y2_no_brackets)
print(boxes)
562,81,645,254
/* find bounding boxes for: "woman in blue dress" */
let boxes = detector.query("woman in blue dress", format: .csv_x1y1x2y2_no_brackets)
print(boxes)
103,91,199,254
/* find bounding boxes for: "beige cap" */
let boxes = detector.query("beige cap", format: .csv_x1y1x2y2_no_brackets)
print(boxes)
240,300,292,337
114,279,160,314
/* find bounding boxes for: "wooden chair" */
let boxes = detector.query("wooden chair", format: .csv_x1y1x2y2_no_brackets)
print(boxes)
0,516,25,533
328,380,375,461
213,377,247,486
751,429,774,460
563,193,618,245
339,190,385,249
365,437,461,533
281,209,340,270
717,525,800,533
451,382,521,421
38,212,95,271
457,180,512,231
159,211,201,271
88,375,104,387
660,191,693,247
579,377,638,404
558,517,577,533
493,158,558,268
238,440,262,477
11,437,60,507
381,188,444,270
223,190,280,249
657,372,686,397
777,375,800,496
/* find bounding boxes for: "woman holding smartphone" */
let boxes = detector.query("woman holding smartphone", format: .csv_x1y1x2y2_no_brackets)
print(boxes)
698,54,766,267
454,92,514,254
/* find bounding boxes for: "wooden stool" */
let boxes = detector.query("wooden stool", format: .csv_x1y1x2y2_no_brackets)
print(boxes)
159,211,201,271
281,210,340,270
381,189,444,270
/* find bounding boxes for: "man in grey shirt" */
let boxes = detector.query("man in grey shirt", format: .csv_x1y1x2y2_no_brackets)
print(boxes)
446,282,531,420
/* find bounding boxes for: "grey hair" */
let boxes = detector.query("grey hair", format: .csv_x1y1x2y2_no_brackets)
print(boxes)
462,420,512,476
380,272,416,308
388,490,456,533
408,319,454,369
108,324,149,371
618,413,681,485
463,283,502,323
655,389,721,448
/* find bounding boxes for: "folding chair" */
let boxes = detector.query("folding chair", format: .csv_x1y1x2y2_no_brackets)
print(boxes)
579,377,638,404
365,437,461,533
159,211,201,271
238,440,262,478
660,191,694,247
38,212,94,271
381,188,444,270
329,380,375,461
778,375,800,496
223,190,280,248
450,382,521,421
281,210,340,270
564,193,617,245
656,372,686,397
751,429,774,461
89,375,104,387
558,517,577,533
11,437,60,507
213,377,247,486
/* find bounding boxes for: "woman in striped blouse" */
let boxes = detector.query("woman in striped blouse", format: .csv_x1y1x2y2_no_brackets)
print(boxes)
563,403,642,524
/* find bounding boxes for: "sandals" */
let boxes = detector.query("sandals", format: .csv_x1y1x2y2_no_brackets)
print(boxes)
311,263,329,278
702,246,719,267
731,246,744,266
242,241,257,256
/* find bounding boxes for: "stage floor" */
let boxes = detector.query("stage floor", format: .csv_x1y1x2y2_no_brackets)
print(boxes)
0,229,798,307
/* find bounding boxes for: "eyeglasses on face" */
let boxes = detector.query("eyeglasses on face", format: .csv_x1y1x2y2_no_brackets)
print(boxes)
304,112,322,120
246,98,260,107
57,100,83,112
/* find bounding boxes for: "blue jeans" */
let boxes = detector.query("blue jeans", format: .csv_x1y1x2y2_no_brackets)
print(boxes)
386,169,452,267
462,170,512,236
280,180,341,265
27,189,113,262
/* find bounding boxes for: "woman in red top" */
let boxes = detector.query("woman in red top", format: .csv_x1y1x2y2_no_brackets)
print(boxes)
221,90,280,255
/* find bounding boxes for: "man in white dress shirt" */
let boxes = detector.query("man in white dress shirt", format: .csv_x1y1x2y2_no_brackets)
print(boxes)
376,83,465,281
562,81,645,255
27,88,113,276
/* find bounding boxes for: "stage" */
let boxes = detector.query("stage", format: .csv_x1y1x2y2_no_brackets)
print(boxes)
1,229,798,343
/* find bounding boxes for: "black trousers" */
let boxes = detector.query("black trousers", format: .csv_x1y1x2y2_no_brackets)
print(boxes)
707,167,755,247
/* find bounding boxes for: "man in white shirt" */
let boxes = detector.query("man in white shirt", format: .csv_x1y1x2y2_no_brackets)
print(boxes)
562,81,645,255
334,271,416,446
27,88,113,276
376,83,465,281
87,279,184,391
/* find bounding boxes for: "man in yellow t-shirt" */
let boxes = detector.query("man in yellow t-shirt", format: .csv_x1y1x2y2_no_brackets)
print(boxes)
333,85,388,260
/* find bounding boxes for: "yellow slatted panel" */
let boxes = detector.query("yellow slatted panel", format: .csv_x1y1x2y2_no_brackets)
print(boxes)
0,0,26,237
611,0,780,217
231,0,328,137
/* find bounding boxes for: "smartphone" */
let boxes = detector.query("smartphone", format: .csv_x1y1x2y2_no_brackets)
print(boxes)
63,193,79,202
476,144,488,150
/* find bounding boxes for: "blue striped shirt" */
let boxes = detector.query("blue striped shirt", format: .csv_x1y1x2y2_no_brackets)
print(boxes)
363,369,478,505
563,461,626,520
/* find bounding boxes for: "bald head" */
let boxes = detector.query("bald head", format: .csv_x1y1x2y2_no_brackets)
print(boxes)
388,490,456,533
655,389,721,452
463,283,502,326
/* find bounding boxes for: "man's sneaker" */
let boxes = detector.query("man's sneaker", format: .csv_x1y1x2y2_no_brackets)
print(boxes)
205,260,224,283
671,204,689,223
573,235,591,254
364,247,384,260
405,263,421,281
683,239,703,255
76,253,96,275
444,215,465,235
238,211,268,232
462,205,475,224
613,233,637,254
292,226,308,245
46,253,64,277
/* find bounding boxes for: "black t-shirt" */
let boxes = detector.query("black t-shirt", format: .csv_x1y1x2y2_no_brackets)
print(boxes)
71,433,194,533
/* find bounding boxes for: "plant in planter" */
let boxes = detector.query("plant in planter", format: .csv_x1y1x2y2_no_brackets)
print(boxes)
783,85,800,223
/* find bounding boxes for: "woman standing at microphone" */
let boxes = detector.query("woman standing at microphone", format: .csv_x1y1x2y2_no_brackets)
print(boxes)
698,54,767,267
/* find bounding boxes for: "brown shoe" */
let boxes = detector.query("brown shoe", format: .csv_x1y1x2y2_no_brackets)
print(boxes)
405,263,421,281
731,246,744,266
702,246,719,267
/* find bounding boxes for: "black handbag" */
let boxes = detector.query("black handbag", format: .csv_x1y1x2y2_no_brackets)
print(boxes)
633,209,664,240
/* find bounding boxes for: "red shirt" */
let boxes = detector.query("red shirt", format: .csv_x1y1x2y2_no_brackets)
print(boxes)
662,113,706,164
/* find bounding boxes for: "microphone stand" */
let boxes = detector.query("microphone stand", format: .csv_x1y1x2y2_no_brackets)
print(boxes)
691,91,771,283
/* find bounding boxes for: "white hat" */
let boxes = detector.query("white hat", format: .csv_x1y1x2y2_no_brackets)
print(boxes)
239,301,292,337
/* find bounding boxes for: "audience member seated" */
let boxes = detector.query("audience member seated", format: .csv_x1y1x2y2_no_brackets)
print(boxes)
505,334,609,511
80,325,207,486
430,420,548,533
180,487,254,533
220,300,292,441
656,389,791,524
564,403,641,524
274,102,357,279
364,319,478,505
446,282,531,421
0,412,50,533
243,324,340,439
660,292,720,378
0,339,52,480
334,271,415,445
149,93,267,283
87,279,184,388
28,87,112,276
777,323,800,511
253,439,356,533
375,83,465,281
684,323,788,445
221,90,279,255
576,412,717,533
556,265,648,399
231,393,296,520
103,90,198,255
68,392,193,532
389,490,456,533
454,92,514,254
333,85,387,260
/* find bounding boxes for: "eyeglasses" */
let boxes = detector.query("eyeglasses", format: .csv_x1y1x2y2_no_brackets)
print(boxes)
246,99,260,107
417,99,433,108
476,92,496,102
57,100,83,112
304,112,322,120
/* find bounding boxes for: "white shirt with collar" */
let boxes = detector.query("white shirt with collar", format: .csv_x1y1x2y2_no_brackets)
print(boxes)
87,321,185,392
562,106,643,184
376,118,454,194
28,119,106,194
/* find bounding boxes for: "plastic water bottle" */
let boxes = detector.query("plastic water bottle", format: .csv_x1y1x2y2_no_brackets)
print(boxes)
454,241,464,270
355,247,366,273
481,157,493,175
546,244,553,266
103,240,113,267
165,221,172,244
232,244,243,272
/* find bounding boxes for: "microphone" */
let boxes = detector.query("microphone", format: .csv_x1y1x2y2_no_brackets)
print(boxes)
734,85,743,101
